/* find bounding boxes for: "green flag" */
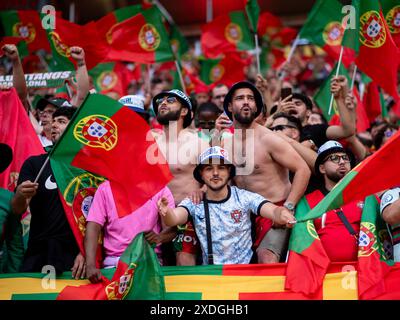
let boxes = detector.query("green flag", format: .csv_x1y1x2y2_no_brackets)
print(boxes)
169,24,189,59
245,0,260,33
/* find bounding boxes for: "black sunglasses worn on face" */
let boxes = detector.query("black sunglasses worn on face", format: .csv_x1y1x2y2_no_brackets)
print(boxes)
156,96,178,105
323,154,350,164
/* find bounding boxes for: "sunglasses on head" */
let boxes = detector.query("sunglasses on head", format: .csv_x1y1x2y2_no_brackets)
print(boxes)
270,124,296,131
323,154,350,164
156,96,178,105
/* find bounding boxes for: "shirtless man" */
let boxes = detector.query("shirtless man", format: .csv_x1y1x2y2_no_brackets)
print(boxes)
152,89,209,265
216,81,311,263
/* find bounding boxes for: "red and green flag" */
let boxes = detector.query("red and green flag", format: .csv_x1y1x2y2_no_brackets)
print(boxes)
313,63,369,132
200,53,249,86
89,62,141,97
44,18,107,71
298,0,356,67
49,93,172,218
57,232,165,300
94,5,143,47
363,82,385,123
106,6,174,64
357,195,394,300
201,11,254,58
169,24,189,59
0,10,51,54
342,0,400,101
381,0,400,47
173,64,208,96
244,0,260,33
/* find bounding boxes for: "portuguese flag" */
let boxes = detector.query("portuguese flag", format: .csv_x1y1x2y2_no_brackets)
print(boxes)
49,93,172,218
381,0,400,47
342,0,400,101
95,5,143,47
57,233,164,300
50,158,105,268
244,0,260,33
0,36,28,59
284,196,330,295
363,82,385,123
200,53,249,86
169,24,189,59
201,11,254,58
44,18,107,71
296,130,400,223
89,62,141,97
106,6,174,64
357,195,394,300
0,10,51,53
313,63,369,132
298,0,355,67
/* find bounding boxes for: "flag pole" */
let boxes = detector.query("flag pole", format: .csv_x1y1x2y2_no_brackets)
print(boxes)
174,60,187,95
254,33,261,74
206,0,213,23
350,65,358,91
279,34,300,80
34,156,50,183
146,64,152,96
328,45,344,115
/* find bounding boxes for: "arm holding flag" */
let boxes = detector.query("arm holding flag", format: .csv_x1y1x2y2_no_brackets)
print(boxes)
11,180,38,215
84,221,103,283
326,75,356,139
70,47,89,107
1,44,28,111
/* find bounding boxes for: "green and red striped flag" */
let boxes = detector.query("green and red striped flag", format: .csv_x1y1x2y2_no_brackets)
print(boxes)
95,5,143,46
342,0,400,101
298,0,355,67
50,160,105,267
357,195,394,300
244,0,260,33
89,62,141,97
49,93,172,218
57,232,165,300
200,53,249,86
169,24,189,59
107,6,174,64
0,10,51,54
45,18,107,71
381,0,400,47
313,63,369,132
296,130,400,223
284,196,330,295
201,11,254,58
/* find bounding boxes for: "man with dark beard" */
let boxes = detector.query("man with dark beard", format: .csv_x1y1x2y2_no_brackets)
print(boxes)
305,140,362,262
217,81,310,264
152,89,209,265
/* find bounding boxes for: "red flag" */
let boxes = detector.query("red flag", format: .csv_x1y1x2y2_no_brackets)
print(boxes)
257,12,283,40
0,36,24,57
363,82,383,123
0,88,44,191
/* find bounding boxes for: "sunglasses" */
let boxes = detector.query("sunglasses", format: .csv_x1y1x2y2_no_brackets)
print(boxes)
270,124,297,131
198,120,216,127
323,154,350,164
156,96,178,105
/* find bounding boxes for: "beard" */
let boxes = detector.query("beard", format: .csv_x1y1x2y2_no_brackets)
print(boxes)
156,109,181,125
326,169,348,183
233,110,256,125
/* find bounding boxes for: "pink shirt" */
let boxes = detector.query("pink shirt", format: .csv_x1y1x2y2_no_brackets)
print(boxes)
87,181,175,264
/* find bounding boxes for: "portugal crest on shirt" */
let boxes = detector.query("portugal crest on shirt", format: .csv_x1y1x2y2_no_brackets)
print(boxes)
360,11,386,48
358,222,378,257
139,23,160,51
385,5,400,34
105,262,137,300
74,115,117,151
322,21,344,46
230,209,242,223
225,23,242,44
12,22,36,43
